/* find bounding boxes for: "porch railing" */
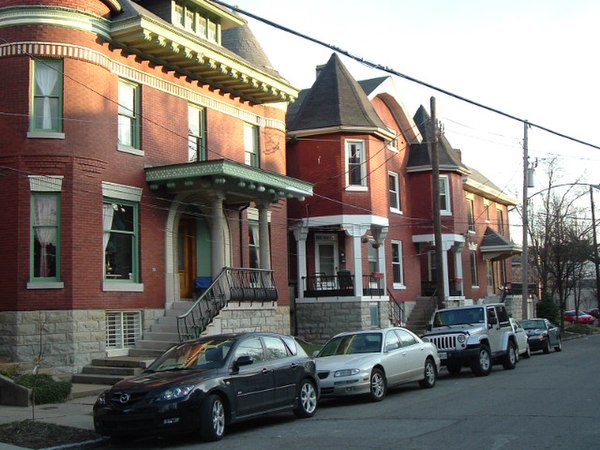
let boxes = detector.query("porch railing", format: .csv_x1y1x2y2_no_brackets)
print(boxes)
301,272,386,298
177,267,278,341
420,279,463,297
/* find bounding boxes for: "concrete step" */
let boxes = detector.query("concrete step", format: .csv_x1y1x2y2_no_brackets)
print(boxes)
135,339,177,351
81,365,142,377
71,372,124,385
128,348,166,358
144,331,180,341
91,357,153,368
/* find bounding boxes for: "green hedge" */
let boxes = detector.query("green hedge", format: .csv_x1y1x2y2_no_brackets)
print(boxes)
16,374,72,404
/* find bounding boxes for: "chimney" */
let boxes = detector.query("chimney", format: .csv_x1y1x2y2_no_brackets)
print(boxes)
315,64,326,80
453,148,462,161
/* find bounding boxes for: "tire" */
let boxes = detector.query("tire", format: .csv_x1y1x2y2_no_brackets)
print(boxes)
419,358,437,389
471,345,492,376
554,337,562,352
523,343,531,359
446,362,462,376
200,394,226,442
293,379,318,418
543,338,550,354
502,341,517,370
368,368,387,402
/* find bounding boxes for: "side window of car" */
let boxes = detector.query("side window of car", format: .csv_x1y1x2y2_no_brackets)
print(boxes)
385,330,400,351
496,305,510,326
234,337,265,363
262,336,290,360
395,329,417,347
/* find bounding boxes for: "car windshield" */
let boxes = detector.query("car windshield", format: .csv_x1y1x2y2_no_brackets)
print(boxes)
433,307,484,326
521,319,546,330
318,333,382,356
148,337,234,372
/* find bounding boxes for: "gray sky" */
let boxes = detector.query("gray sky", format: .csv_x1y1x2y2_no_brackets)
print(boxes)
230,0,600,199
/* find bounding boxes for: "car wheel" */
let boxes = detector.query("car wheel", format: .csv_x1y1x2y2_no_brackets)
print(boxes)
293,379,317,418
523,343,531,359
200,394,225,442
471,345,492,376
369,368,387,402
502,341,517,370
554,337,562,352
419,358,437,389
543,338,550,354
446,362,461,376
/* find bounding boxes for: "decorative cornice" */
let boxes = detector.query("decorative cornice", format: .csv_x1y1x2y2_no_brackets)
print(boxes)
0,41,286,132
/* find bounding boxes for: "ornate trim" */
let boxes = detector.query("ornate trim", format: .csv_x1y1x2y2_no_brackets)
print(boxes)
0,41,286,132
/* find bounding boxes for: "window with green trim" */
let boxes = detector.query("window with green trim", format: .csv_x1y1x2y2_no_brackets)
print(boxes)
30,193,60,281
31,59,63,132
117,80,140,149
244,123,259,167
103,200,139,281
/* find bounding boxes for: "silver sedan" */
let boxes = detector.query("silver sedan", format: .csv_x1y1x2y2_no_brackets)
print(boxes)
315,327,441,402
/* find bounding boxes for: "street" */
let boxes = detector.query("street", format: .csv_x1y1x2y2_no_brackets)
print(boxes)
103,334,600,450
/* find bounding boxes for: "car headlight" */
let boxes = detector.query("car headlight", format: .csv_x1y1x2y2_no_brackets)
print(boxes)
334,368,360,377
156,385,194,402
95,391,107,406
422,337,429,343
457,335,466,344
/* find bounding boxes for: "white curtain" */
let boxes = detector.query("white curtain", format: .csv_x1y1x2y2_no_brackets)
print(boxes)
34,196,57,277
103,203,115,252
35,64,58,130
250,222,260,267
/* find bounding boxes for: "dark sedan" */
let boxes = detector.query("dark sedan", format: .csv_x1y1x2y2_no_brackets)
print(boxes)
520,319,562,354
93,332,319,442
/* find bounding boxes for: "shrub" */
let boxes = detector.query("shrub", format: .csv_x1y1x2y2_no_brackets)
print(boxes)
565,323,595,335
537,296,559,323
15,374,72,404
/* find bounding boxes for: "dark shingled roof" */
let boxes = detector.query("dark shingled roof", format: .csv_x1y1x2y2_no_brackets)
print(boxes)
221,24,282,79
407,105,469,173
287,53,388,133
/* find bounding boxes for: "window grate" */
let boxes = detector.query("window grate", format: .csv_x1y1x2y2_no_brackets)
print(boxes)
106,311,141,349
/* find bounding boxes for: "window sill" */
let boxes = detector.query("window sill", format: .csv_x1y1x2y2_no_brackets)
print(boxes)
390,208,403,215
27,131,65,140
103,282,144,292
440,210,452,216
392,283,406,290
117,145,145,157
345,186,368,192
27,281,64,289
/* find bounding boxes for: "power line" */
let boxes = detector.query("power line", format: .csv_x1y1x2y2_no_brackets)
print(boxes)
213,0,600,152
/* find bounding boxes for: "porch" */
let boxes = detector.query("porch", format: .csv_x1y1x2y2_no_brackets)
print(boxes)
301,272,386,298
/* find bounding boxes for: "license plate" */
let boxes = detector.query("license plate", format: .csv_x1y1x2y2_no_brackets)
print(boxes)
438,352,447,359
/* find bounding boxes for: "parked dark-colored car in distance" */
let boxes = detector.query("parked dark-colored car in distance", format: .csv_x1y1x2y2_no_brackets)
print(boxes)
520,319,562,354
93,332,319,442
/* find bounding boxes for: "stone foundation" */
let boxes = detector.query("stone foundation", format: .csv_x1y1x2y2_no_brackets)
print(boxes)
218,304,291,335
295,299,391,344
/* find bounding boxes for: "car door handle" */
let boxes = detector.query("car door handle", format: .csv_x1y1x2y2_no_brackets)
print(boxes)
289,363,299,368
262,368,273,374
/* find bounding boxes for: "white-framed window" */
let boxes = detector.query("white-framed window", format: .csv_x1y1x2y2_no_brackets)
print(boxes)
484,200,491,222
439,175,451,215
389,172,401,213
30,58,63,136
345,139,367,189
244,123,259,167
249,220,260,269
102,182,143,292
497,208,505,234
28,176,64,289
467,197,475,232
172,1,220,43
106,311,142,355
470,251,479,287
391,240,405,288
387,136,399,152
117,79,141,151
368,242,377,274
188,105,206,162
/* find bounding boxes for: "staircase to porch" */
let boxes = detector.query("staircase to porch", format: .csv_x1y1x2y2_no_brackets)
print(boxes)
405,297,438,336
71,268,277,391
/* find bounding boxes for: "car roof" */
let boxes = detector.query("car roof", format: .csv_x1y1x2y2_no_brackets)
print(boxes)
330,327,409,338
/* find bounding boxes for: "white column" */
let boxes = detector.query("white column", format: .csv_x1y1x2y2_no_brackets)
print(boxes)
453,243,465,296
352,235,363,296
211,192,225,278
293,224,309,299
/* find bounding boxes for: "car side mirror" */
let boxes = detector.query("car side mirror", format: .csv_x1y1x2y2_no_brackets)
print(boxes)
425,324,432,331
385,343,398,352
232,355,253,372
312,350,320,358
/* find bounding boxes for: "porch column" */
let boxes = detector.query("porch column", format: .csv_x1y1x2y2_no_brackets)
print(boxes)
258,201,271,270
441,239,453,299
343,224,370,297
211,192,225,278
372,226,388,291
293,224,309,299
453,242,465,296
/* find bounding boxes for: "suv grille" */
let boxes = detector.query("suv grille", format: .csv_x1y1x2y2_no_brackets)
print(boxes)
429,334,460,351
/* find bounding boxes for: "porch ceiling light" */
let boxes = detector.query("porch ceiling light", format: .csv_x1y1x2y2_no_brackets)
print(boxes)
257,185,266,192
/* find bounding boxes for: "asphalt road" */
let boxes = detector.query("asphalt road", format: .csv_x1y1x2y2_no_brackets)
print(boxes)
103,333,600,450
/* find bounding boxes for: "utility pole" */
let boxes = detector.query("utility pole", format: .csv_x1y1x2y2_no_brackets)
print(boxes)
430,97,445,309
522,121,530,319
590,185,600,311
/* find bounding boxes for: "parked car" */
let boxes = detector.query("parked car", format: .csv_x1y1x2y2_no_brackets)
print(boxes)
315,327,440,402
93,332,319,442
564,310,596,324
586,308,600,319
509,318,530,360
520,319,562,354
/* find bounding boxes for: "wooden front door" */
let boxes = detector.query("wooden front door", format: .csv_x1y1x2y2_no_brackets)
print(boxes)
178,217,197,299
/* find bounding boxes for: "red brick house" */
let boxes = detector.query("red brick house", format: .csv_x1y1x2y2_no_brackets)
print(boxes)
0,0,311,373
286,54,520,341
